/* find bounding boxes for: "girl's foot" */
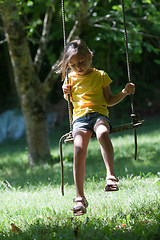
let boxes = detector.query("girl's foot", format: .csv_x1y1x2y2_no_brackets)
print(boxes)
72,196,88,216
105,176,119,191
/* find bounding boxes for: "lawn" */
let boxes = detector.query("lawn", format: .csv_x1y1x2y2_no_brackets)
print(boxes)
0,115,160,239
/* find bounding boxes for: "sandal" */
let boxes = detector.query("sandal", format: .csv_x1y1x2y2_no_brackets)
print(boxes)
72,196,88,216
105,176,119,192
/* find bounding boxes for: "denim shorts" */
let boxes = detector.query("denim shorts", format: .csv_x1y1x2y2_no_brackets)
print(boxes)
73,112,112,135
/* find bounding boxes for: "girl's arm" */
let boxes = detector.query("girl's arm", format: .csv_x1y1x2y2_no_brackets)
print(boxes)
104,83,135,107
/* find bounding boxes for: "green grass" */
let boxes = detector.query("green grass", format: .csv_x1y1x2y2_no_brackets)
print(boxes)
0,116,160,239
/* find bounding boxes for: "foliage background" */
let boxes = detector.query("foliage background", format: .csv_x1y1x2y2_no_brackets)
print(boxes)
0,0,160,118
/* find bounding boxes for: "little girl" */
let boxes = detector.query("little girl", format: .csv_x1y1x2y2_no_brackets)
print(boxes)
59,38,135,216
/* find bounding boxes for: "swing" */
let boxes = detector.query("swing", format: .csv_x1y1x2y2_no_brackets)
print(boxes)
59,0,144,196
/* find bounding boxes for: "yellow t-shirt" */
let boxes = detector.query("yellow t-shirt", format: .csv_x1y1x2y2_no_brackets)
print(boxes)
65,68,112,122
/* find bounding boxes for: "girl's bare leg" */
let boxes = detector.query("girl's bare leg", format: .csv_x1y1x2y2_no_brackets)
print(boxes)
73,130,92,198
94,119,115,178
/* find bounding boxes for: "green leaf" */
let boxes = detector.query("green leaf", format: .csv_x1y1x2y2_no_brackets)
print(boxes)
112,5,122,11
142,0,152,3
126,214,131,222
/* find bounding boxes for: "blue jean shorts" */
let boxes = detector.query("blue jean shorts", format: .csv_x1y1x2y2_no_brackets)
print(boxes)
73,112,112,135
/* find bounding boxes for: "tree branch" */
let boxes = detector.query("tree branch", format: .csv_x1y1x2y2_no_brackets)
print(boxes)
42,0,90,98
125,3,160,12
91,14,116,24
40,62,59,98
0,38,7,44
91,23,160,40
34,3,54,73
67,20,79,44
66,0,90,43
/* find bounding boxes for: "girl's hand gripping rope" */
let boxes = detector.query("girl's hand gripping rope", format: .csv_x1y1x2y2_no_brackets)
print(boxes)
62,84,71,100
122,83,135,95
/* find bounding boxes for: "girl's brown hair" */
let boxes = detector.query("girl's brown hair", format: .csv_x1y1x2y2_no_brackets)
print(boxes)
57,38,93,80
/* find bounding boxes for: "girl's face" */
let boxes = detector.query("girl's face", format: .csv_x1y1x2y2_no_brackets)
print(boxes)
68,52,92,76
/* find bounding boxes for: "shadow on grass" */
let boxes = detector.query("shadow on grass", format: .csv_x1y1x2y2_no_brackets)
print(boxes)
0,213,160,240
0,126,74,189
0,156,74,190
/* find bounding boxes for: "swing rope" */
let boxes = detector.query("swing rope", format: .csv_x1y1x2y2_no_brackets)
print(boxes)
61,0,73,133
121,0,138,160
59,0,143,196
60,0,73,196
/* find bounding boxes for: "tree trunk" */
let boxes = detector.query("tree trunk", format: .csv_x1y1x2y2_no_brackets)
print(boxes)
24,105,51,166
0,0,91,165
1,1,51,165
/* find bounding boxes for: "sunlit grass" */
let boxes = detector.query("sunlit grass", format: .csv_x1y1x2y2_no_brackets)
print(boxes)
0,116,160,239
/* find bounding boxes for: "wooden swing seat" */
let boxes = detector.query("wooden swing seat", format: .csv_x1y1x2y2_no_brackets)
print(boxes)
63,120,143,143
